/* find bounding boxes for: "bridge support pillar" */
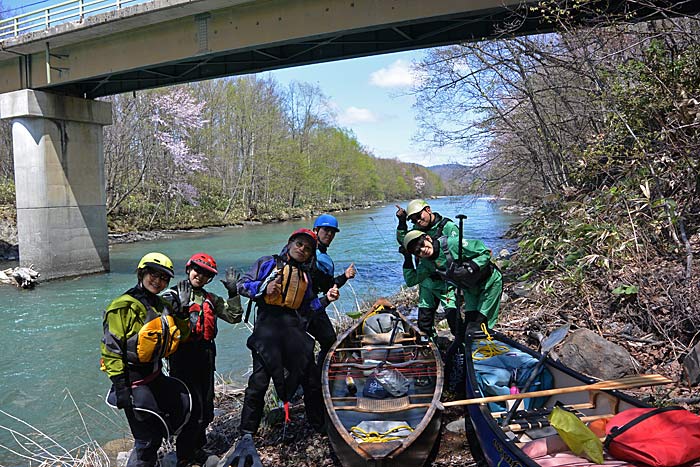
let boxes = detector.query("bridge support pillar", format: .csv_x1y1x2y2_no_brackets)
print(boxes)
0,90,112,280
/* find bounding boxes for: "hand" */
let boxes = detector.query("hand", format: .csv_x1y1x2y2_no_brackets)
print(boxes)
326,284,340,302
266,274,282,298
176,279,192,309
395,205,407,221
220,266,240,298
110,375,132,410
344,263,356,280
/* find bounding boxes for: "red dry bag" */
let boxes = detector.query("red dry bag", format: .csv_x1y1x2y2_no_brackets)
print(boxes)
604,406,700,467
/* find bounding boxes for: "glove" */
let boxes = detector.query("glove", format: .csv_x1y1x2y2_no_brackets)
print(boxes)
110,374,132,410
395,204,408,230
220,267,240,298
175,280,192,317
220,433,263,467
399,246,414,270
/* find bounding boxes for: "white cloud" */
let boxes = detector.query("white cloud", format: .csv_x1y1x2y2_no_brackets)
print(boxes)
369,59,418,88
338,106,379,125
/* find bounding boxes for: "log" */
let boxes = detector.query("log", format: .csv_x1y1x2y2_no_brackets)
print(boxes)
1,266,40,288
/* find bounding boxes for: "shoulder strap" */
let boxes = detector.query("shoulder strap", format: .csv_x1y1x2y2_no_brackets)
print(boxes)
440,235,455,266
603,406,684,449
434,217,452,239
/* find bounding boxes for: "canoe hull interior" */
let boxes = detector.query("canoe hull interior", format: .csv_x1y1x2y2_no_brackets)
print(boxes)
323,308,444,467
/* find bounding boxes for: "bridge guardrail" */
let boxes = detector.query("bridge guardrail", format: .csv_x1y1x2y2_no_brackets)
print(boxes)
0,0,145,40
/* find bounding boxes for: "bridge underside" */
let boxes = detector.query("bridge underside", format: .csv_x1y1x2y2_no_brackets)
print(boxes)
0,0,697,99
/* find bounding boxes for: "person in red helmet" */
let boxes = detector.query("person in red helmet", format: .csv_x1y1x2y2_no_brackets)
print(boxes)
223,229,339,467
164,253,243,467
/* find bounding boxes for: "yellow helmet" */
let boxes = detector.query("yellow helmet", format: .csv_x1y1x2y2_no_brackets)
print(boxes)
403,230,426,251
137,252,175,278
406,199,429,218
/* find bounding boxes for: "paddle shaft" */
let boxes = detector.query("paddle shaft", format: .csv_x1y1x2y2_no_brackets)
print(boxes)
443,374,672,407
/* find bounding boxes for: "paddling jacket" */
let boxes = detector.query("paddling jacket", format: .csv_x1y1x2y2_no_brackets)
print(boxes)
164,286,243,343
399,213,459,287
311,242,349,294
237,251,329,318
100,285,190,381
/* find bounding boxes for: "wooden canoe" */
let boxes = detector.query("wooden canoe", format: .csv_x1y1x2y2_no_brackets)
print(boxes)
461,330,685,467
321,307,444,467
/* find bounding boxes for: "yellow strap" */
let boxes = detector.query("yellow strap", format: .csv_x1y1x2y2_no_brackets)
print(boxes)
349,424,414,443
472,324,509,361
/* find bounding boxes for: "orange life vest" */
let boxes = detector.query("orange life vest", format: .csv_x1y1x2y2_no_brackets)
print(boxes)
186,292,218,341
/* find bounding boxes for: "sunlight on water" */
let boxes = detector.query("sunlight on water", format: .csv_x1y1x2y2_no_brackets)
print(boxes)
0,195,521,463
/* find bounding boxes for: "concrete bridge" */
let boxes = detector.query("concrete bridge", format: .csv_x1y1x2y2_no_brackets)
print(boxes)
0,0,696,279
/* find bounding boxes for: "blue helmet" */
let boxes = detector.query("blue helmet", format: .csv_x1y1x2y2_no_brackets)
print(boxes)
313,214,340,232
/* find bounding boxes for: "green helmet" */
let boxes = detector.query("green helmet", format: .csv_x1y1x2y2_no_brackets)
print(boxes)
403,230,426,251
406,199,429,218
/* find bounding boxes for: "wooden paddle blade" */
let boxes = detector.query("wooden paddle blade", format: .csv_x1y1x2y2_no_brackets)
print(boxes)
444,374,673,407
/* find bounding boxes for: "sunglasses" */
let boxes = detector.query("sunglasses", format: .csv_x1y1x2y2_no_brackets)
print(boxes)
192,264,215,277
410,236,428,254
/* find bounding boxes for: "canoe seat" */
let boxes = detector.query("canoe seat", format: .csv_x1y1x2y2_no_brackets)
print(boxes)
358,396,411,411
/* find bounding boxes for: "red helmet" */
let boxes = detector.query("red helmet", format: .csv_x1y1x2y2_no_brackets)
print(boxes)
289,228,317,248
186,252,218,275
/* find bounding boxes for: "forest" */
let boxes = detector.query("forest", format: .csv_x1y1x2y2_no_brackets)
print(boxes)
0,78,445,232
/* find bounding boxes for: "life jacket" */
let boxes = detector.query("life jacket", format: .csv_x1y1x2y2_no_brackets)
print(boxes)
264,256,309,310
438,236,494,288
107,294,182,364
186,291,217,342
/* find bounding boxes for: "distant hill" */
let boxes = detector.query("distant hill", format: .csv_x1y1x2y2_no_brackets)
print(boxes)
428,164,476,192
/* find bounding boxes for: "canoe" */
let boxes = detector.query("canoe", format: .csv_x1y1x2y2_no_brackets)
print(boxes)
461,330,682,467
321,303,444,467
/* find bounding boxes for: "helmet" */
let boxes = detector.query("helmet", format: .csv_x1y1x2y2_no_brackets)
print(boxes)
407,199,429,218
289,228,318,248
313,214,340,232
137,252,175,278
186,252,218,275
403,230,426,251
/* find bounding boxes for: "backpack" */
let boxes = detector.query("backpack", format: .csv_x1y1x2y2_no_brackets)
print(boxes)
438,236,494,288
604,406,700,467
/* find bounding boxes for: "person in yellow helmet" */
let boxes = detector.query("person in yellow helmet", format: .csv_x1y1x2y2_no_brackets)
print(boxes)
101,252,192,467
395,200,459,341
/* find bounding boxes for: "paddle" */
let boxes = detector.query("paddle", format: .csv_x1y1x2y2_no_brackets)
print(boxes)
444,213,468,397
501,323,570,426
443,373,673,407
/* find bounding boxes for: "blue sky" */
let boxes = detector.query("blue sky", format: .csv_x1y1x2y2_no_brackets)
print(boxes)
1,0,463,166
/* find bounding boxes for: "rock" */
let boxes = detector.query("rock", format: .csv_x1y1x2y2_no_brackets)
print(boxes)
498,248,511,259
511,283,532,298
683,340,700,386
558,328,637,379
446,417,466,433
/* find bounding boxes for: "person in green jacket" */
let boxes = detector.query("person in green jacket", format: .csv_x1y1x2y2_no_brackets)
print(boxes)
395,199,459,340
101,252,192,467
163,253,243,467
403,230,503,332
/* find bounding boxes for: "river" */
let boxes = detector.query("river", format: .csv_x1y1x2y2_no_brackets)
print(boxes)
0,195,521,464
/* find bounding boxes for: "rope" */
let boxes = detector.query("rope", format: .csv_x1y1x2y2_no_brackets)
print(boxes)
349,425,414,443
472,323,509,361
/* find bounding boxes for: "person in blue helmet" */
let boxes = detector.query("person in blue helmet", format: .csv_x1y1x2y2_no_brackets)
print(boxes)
309,214,356,370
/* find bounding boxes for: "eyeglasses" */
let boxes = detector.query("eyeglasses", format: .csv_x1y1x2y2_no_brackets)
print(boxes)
294,240,314,253
147,270,171,282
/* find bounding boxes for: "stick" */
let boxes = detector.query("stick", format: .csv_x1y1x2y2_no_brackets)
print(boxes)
443,374,673,407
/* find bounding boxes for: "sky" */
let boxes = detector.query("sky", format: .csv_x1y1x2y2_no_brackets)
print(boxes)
1,0,465,166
